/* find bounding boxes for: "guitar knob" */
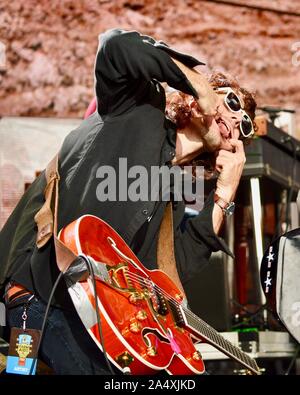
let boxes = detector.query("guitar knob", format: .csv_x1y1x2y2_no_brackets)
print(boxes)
115,351,134,368
192,351,202,361
129,321,142,333
146,346,157,357
135,310,147,321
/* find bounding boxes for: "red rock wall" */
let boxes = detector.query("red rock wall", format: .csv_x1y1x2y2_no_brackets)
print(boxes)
1,0,300,135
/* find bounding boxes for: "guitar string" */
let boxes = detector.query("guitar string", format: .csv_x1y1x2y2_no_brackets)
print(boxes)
125,270,226,334
115,269,257,369
124,269,229,329
123,270,222,336
106,265,226,340
118,272,246,353
116,269,227,331
123,272,256,369
121,270,179,304
123,270,234,331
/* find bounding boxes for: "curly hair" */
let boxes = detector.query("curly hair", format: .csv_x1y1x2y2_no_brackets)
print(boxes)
165,71,257,175
208,72,257,125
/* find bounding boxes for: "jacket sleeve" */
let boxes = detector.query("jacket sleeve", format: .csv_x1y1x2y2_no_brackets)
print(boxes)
175,190,234,285
95,29,204,114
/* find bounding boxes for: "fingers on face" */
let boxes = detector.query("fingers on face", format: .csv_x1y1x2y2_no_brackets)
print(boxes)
229,139,244,152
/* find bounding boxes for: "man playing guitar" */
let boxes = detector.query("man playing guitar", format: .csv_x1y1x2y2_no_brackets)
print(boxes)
0,28,256,374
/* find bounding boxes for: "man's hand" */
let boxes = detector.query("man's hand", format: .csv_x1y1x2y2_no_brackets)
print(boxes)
215,139,246,203
171,58,218,116
211,139,245,234
193,75,219,117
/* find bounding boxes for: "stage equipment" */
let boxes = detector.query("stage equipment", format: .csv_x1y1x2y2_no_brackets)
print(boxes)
237,119,300,308
261,227,300,344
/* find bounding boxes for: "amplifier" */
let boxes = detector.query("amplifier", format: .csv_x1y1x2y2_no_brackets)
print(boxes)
243,120,300,191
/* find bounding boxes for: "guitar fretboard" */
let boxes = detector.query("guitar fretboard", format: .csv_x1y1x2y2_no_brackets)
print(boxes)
181,306,260,374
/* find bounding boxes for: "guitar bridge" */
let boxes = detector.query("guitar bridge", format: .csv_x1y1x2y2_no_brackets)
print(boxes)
108,263,136,291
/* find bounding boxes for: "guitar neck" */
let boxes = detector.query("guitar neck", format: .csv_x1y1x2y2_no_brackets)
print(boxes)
176,305,260,375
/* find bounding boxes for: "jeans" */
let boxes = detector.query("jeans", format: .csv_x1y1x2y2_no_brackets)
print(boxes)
6,295,112,375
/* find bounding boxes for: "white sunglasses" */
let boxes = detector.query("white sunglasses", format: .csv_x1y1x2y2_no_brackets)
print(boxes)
215,87,254,139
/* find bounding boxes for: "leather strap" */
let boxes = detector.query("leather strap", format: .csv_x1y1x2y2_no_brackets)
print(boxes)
34,155,59,249
157,202,186,298
34,154,77,273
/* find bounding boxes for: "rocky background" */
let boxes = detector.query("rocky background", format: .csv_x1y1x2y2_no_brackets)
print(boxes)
1,0,300,136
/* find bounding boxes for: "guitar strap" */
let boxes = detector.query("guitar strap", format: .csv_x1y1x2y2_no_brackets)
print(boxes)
34,154,77,273
35,154,186,297
157,202,186,298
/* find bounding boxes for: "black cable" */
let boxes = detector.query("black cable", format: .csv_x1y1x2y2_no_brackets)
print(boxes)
230,298,280,330
231,299,264,316
230,299,268,329
29,270,64,375
82,255,116,375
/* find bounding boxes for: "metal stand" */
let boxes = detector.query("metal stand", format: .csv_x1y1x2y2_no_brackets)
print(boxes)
249,177,269,328
225,214,235,306
249,177,266,307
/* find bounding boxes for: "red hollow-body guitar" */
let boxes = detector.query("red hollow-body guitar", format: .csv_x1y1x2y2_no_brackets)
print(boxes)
59,215,260,375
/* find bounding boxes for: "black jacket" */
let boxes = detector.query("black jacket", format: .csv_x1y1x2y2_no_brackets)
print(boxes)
0,29,232,306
